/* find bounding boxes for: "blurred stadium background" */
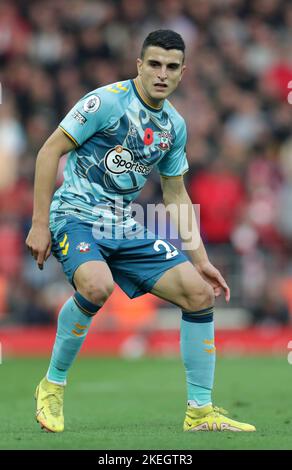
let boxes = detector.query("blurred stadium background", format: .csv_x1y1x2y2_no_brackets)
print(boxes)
0,0,292,359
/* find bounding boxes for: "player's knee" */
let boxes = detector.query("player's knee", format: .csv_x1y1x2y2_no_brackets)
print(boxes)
181,283,214,312
79,280,114,306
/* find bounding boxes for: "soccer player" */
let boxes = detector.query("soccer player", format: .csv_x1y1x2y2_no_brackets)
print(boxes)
26,30,255,433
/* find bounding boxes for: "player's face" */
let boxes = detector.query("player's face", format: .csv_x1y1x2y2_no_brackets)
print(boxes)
137,46,186,105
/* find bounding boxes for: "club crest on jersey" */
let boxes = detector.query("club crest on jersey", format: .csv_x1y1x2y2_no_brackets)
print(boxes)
83,95,101,113
76,242,91,252
158,131,172,150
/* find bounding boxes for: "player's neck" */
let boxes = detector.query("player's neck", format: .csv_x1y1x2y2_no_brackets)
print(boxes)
134,77,164,110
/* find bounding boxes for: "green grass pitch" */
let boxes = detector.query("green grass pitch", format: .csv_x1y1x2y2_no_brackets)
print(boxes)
0,356,291,450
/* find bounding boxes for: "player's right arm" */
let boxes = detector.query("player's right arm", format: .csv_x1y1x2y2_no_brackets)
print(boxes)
25,128,76,270
26,82,128,269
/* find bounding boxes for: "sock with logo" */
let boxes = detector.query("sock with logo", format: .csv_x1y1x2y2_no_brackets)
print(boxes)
47,293,101,385
180,306,215,407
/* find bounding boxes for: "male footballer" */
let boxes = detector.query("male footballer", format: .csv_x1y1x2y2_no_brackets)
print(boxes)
26,29,255,433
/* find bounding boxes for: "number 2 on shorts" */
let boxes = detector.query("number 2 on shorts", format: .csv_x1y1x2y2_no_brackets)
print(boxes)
153,240,179,259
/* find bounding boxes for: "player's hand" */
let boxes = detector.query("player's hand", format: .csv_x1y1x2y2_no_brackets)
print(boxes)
196,260,230,303
25,223,52,270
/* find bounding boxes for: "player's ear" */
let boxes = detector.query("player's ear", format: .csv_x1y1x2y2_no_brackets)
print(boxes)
137,58,143,75
179,64,186,81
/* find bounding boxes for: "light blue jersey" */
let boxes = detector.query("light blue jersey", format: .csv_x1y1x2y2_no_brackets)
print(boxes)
50,79,188,232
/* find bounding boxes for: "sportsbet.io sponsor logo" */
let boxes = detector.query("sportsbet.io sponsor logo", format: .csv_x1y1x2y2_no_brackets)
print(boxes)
105,145,151,176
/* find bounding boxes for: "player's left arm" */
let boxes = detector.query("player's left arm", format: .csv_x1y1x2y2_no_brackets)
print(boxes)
160,175,230,302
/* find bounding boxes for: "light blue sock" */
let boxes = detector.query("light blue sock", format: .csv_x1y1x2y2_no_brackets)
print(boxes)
180,306,215,406
47,293,101,385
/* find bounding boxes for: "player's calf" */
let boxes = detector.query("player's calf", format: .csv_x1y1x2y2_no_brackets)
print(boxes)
35,291,103,432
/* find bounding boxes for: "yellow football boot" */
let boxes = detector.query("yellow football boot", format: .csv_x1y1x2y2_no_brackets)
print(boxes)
35,377,65,432
183,404,256,432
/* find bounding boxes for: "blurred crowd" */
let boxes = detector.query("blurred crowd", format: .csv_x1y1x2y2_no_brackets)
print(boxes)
0,0,292,328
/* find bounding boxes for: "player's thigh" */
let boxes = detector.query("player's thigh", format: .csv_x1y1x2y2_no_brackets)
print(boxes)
150,261,214,311
73,261,114,305
109,236,188,299
51,216,114,304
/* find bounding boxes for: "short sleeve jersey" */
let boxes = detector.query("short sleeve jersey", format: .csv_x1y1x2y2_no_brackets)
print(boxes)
50,79,188,227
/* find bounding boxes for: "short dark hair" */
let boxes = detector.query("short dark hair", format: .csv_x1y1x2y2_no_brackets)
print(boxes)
141,29,185,61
